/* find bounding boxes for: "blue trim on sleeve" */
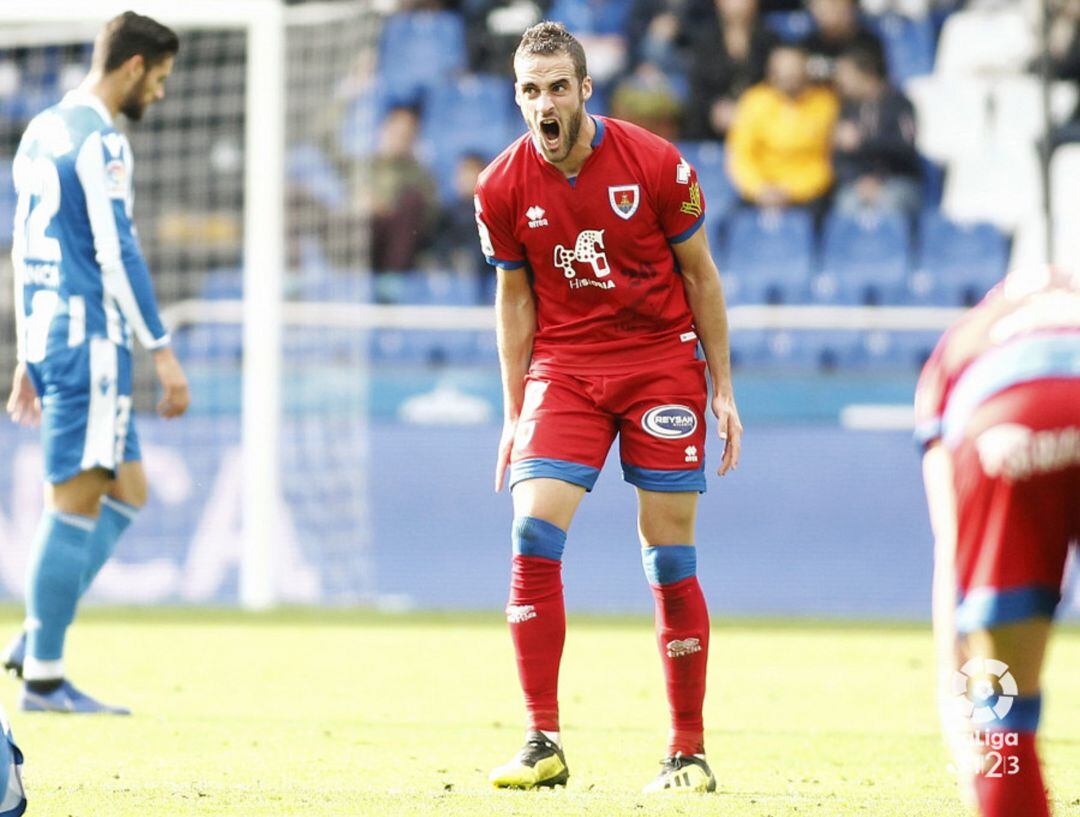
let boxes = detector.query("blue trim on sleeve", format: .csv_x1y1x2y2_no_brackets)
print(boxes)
512,516,567,561
913,419,942,450
622,462,706,493
642,545,697,586
486,256,526,270
510,458,601,491
956,586,1060,634
987,694,1041,734
667,213,705,245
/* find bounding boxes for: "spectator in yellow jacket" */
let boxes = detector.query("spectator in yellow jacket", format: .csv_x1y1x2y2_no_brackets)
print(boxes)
726,43,840,208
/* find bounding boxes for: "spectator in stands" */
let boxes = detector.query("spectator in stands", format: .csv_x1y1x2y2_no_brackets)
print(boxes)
726,42,839,208
365,106,440,273
434,152,490,284
802,0,885,82
463,0,543,75
1034,0,1080,149
610,63,683,140
832,44,921,217
683,0,778,139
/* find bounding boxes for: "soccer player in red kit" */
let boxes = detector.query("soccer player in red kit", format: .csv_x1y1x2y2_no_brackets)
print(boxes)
475,22,743,792
917,264,1080,817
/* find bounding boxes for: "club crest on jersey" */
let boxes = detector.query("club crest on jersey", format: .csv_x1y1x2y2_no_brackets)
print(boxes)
608,184,640,220
642,405,697,439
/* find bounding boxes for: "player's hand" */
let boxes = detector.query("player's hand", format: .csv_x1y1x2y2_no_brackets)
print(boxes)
6,363,41,428
153,347,190,418
494,418,517,492
711,391,742,476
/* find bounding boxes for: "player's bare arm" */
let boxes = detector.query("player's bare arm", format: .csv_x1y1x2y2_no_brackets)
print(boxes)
922,443,963,710
673,226,742,475
152,346,190,419
6,363,41,428
494,266,536,491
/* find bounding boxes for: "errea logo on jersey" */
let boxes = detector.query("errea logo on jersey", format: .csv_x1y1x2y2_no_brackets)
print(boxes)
526,206,548,228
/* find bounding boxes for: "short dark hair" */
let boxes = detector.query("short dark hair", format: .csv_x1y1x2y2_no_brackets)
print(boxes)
840,43,887,79
94,11,179,73
514,21,587,83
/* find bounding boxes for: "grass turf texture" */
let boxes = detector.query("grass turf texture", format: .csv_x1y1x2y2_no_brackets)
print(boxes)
4,607,1080,816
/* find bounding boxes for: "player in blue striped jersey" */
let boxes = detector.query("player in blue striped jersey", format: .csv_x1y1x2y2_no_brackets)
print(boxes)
4,12,189,715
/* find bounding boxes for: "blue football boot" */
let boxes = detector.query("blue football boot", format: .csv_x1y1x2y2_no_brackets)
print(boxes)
20,680,131,715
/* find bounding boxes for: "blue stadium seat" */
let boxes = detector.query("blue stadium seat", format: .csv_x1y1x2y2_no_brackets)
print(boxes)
853,329,940,371
721,207,815,304
734,328,860,371
764,11,814,42
917,210,1008,306
419,73,519,202
288,144,348,211
676,141,737,248
199,269,243,300
817,211,911,305
377,12,466,107
370,327,480,366
545,0,630,35
298,270,374,303
920,155,945,209
375,270,481,305
867,13,936,85
171,324,243,363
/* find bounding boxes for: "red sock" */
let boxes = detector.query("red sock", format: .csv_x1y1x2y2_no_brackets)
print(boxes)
507,555,565,732
973,732,1049,817
652,576,710,756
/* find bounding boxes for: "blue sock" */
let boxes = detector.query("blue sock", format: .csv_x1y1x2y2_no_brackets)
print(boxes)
25,511,95,677
80,496,138,596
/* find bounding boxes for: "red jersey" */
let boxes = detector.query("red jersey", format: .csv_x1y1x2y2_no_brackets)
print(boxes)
914,265,1080,449
475,116,707,372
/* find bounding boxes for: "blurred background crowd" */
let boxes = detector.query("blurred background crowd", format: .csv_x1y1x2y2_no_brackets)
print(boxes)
2,0,1080,375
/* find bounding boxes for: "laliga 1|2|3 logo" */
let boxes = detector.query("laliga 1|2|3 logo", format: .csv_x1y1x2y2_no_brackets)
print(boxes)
946,658,1022,779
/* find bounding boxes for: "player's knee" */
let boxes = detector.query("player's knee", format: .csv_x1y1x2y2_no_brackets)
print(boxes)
112,480,147,509
641,544,696,586
512,516,567,562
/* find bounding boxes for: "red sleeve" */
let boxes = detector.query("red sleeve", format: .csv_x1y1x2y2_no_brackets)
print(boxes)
655,142,706,244
474,181,525,270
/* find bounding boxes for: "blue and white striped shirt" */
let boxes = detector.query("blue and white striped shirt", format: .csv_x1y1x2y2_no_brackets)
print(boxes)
12,89,169,367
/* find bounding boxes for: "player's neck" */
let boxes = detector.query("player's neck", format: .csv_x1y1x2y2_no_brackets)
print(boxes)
79,72,124,119
549,114,597,179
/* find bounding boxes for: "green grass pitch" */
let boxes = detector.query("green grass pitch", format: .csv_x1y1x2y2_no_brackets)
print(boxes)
4,607,1080,816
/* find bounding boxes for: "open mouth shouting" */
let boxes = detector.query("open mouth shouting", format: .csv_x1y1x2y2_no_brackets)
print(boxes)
537,117,562,154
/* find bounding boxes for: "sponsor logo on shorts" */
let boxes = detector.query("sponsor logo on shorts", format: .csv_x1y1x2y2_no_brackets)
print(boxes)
506,604,537,624
684,445,698,463
666,637,701,658
642,405,698,439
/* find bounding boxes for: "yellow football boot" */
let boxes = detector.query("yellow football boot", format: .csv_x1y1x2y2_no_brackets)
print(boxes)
490,731,569,789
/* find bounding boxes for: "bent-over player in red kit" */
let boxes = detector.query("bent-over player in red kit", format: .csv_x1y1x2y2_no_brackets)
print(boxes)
476,22,743,793
917,265,1080,817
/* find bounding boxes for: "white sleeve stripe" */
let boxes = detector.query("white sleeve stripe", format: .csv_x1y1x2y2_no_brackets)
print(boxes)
75,131,161,349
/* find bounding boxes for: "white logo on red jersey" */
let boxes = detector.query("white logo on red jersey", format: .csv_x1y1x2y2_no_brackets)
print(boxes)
526,205,548,228
676,158,691,185
474,195,495,257
608,185,640,220
554,229,615,290
684,445,698,463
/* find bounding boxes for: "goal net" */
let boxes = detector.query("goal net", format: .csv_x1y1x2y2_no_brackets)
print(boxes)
0,1,381,607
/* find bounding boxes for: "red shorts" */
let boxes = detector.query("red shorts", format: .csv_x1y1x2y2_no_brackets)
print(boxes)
950,378,1080,633
509,357,709,493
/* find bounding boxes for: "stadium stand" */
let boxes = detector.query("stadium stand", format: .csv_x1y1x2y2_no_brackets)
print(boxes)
0,0,1066,375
